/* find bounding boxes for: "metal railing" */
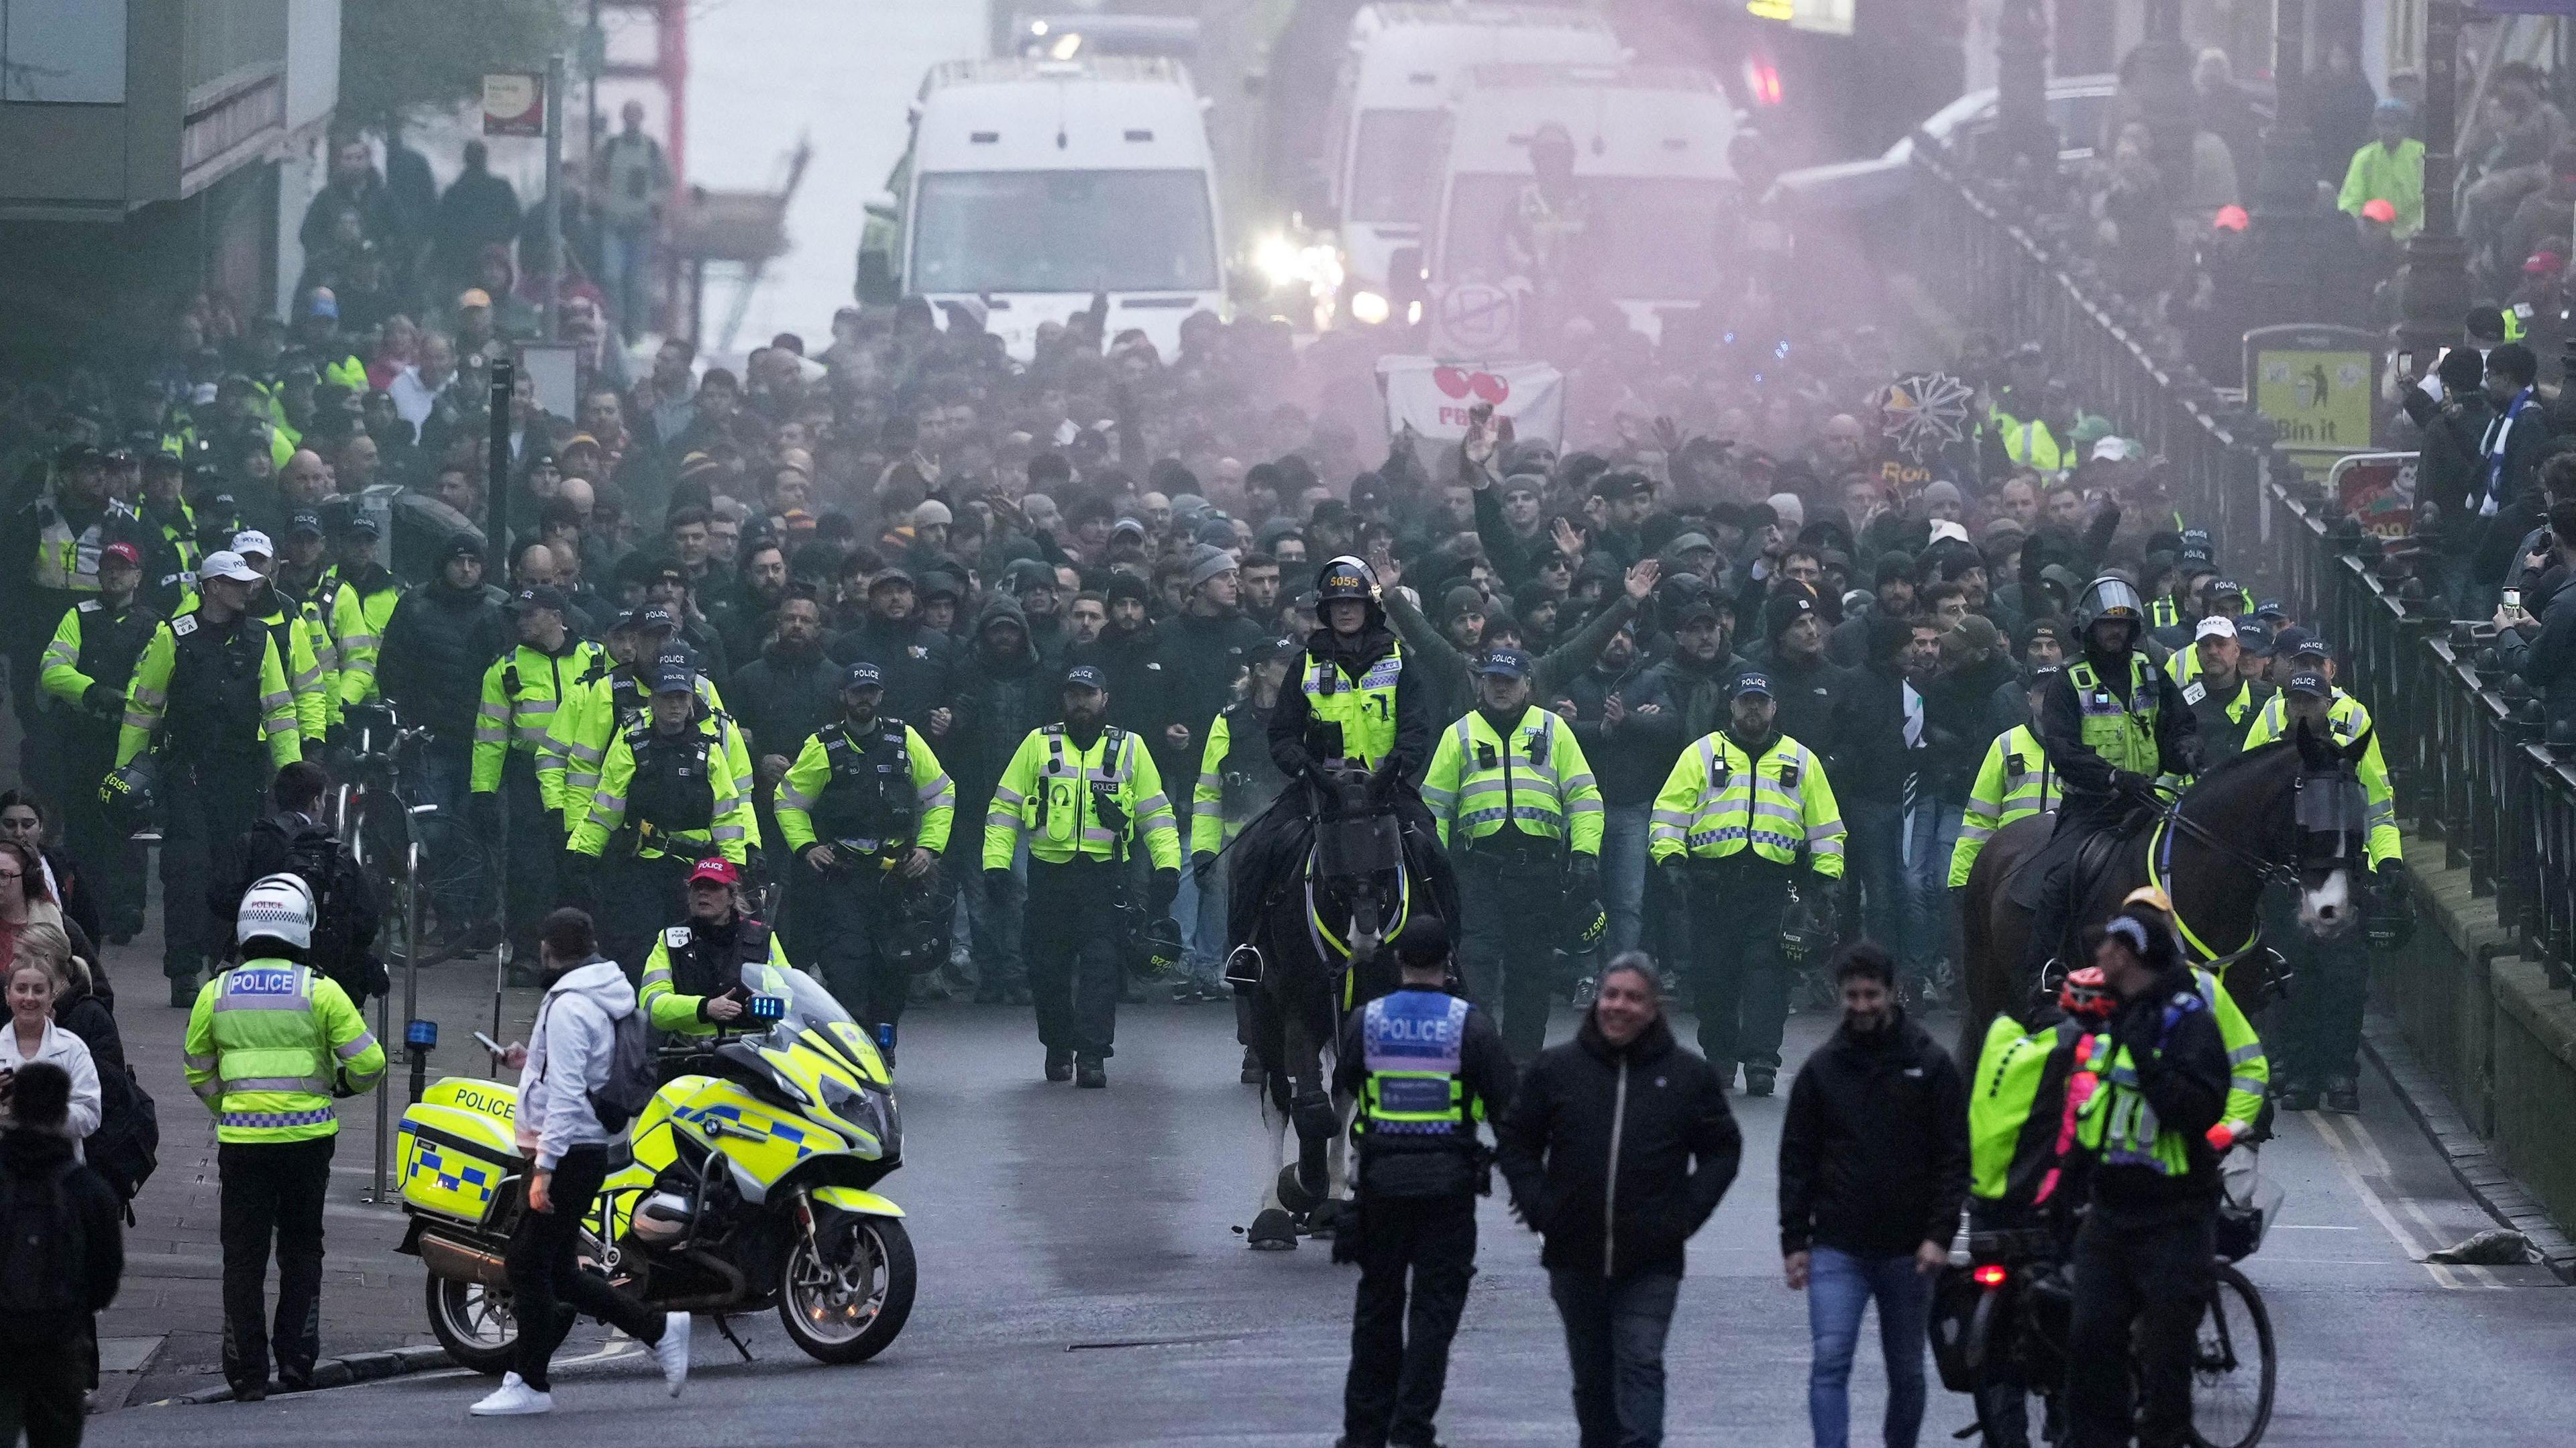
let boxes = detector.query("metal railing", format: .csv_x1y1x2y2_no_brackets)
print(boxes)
1912,143,2576,988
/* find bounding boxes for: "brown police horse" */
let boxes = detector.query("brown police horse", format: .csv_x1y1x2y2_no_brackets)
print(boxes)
1957,723,2378,1064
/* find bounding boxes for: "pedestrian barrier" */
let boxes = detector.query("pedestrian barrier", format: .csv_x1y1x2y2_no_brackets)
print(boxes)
1911,141,2576,993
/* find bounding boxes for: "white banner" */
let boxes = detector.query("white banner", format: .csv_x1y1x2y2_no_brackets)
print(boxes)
1375,356,1565,448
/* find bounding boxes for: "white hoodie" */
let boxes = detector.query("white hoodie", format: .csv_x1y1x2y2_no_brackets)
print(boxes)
515,958,637,1170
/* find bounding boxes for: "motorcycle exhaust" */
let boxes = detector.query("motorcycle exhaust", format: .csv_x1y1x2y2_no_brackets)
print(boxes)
417,1229,512,1289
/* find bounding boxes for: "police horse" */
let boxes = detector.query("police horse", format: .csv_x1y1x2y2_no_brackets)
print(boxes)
1959,721,2379,1066
1236,759,1444,1249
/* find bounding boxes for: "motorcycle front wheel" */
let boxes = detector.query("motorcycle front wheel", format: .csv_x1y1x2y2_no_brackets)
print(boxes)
426,1276,521,1375
777,1213,916,1363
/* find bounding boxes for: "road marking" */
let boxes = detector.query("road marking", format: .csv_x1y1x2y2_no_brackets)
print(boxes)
2316,1111,2511,1290
2303,1114,2462,1288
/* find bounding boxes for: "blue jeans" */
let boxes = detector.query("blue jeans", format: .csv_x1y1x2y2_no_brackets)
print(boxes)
1806,1247,1931,1448
600,221,654,339
1900,805,1964,983
1548,1269,1681,1448
1183,848,1226,991
1843,800,1906,964
1600,801,1652,959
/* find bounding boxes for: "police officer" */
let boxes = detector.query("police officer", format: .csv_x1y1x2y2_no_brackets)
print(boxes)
2122,886,2271,1150
228,529,332,746
119,549,303,1003
318,507,401,712
1420,647,1604,1061
637,857,791,1050
2241,638,2399,1115
774,661,956,1054
1194,636,1296,1044
1948,666,2064,889
1329,920,1517,1448
983,664,1181,1088
472,587,608,972
547,606,747,838
1650,671,1846,1095
567,653,757,977
136,451,203,616
2064,905,2231,1448
39,540,160,939
2178,616,2275,762
2025,577,2202,979
274,510,367,737
182,873,386,1400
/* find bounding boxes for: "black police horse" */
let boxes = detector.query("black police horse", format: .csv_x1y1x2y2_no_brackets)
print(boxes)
1238,759,1442,1249
1960,719,2380,1066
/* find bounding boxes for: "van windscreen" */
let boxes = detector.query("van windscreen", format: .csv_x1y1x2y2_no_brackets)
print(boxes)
913,170,1219,294
1438,174,1733,300
1348,110,1446,225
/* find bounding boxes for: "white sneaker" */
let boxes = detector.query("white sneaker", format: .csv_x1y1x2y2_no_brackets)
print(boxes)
651,1311,692,1396
470,1373,553,1416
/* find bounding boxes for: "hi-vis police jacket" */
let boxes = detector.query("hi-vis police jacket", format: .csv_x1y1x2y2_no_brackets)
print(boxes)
247,592,332,744
983,724,1182,871
184,959,384,1144
1419,704,1604,855
2241,689,2400,869
1648,728,1845,877
472,639,609,804
117,610,303,771
569,708,757,865
547,662,747,833
1949,723,2061,887
774,717,955,856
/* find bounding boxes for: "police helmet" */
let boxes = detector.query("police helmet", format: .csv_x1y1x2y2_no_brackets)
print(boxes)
238,873,317,952
1315,555,1378,604
1139,915,1186,979
2071,576,2147,642
97,757,160,838
1562,897,1607,954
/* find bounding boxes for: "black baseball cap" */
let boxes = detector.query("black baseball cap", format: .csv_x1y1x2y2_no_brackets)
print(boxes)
1729,671,1774,701
2285,669,2330,698
1473,647,1534,679
845,661,885,690
1064,664,1107,691
510,585,568,615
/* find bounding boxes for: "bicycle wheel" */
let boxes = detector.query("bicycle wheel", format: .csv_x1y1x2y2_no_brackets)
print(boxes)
2189,1263,2276,1448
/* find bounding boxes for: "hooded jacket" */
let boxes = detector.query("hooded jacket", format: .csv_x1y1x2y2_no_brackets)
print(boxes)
826,611,955,725
1146,605,1267,783
379,576,508,742
0,1127,123,1339
1496,1012,1741,1280
948,594,1055,809
516,956,637,1169
1776,1007,1969,1257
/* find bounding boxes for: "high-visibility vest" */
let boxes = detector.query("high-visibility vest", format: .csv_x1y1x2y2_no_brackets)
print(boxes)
1951,724,2061,887
2193,968,2269,1135
775,717,955,854
2065,654,2165,776
1420,704,1604,854
2076,989,2210,1177
1648,728,1845,875
983,724,1181,870
2242,689,2399,868
182,960,384,1144
474,639,607,800
1299,641,1404,769
1357,989,1473,1138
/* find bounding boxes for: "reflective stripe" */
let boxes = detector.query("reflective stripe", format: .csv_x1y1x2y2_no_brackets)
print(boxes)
213,991,313,1012
223,1075,331,1093
568,740,606,763
711,824,747,842
2228,1043,2264,1064
918,771,953,804
219,1108,336,1131
473,726,508,743
182,1052,216,1072
260,690,292,710
991,784,1025,807
776,783,817,811
2230,1074,2267,1095
122,709,156,731
129,685,166,708
335,1032,380,1061
263,716,297,737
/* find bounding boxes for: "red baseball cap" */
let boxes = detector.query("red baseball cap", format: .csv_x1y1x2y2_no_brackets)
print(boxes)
686,858,740,887
101,541,142,568
2359,197,2398,224
2212,205,2249,232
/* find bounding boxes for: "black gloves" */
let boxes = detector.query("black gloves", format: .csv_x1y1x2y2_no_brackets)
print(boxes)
986,867,1014,894
555,848,596,910
1570,854,1601,893
1366,763,1401,804
1147,868,1179,918
468,791,502,839
80,682,121,718
1191,850,1218,884
2110,770,2157,801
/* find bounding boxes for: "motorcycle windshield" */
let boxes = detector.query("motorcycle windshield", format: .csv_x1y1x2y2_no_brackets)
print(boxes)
742,959,859,1039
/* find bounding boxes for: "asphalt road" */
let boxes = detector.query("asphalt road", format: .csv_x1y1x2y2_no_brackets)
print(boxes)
91,1000,2576,1447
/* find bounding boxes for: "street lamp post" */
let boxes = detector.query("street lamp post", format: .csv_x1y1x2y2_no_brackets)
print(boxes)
1993,0,2055,182
2249,0,2328,325
2396,1,2467,372
2130,0,2200,202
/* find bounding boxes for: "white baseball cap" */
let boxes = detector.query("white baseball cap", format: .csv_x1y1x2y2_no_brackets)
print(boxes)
2194,616,2238,642
229,528,274,559
198,550,262,584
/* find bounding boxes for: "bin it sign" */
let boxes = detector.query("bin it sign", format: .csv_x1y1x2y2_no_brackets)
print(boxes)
2245,325,2376,480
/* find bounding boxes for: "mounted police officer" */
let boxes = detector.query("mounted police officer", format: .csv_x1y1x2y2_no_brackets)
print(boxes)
637,856,790,1061
470,586,608,976
117,549,303,1003
1329,920,1517,1448
774,661,956,1058
2025,577,2202,979
1226,557,1456,981
983,664,1182,1089
1649,670,1846,1096
1420,646,1604,1061
566,652,757,977
39,539,160,939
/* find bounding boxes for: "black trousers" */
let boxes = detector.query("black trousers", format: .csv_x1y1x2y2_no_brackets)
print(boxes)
2066,1207,2216,1448
1343,1191,1478,1448
494,759,560,964
505,1144,665,1390
218,1135,334,1391
60,719,143,936
165,757,272,982
599,853,693,985
802,860,914,1034
0,1327,83,1448
1024,857,1124,1057
1680,864,1792,1070
1456,850,1566,1062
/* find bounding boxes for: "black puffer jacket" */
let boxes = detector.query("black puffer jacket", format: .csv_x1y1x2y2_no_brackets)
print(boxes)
728,637,843,763
947,596,1054,811
1776,1008,1968,1258
1497,1013,1741,1280
379,578,508,744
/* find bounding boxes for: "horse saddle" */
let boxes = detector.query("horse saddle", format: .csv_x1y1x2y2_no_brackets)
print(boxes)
2003,799,2159,913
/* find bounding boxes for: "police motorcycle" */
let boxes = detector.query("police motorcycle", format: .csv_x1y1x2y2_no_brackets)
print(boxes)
395,956,913,1369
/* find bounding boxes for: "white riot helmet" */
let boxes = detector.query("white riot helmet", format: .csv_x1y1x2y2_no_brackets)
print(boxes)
237,873,316,952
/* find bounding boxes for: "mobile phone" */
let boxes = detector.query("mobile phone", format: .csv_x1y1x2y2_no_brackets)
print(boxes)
473,1030,506,1058
2504,588,2522,613
2398,351,2415,379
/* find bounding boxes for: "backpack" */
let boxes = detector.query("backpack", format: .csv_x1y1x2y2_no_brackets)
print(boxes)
587,1006,658,1134
282,828,387,1003
0,1158,89,1317
85,1064,160,1207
